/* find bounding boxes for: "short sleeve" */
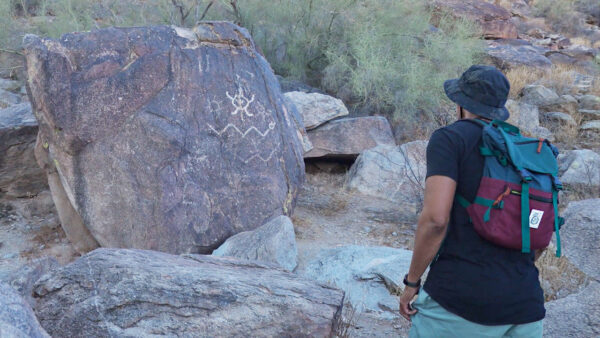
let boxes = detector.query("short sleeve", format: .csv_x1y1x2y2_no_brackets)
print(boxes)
426,128,460,182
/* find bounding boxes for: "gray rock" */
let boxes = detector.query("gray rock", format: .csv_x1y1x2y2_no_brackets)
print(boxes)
213,215,298,271
579,110,600,122
541,95,578,115
519,85,560,107
562,199,600,279
561,45,598,62
2,257,60,308
0,103,47,198
0,283,49,338
276,75,324,94
284,91,349,130
580,121,600,144
542,112,576,129
304,116,395,159
346,141,427,215
544,282,600,338
0,88,21,108
486,41,552,70
0,78,22,92
282,94,313,153
558,150,600,186
24,24,305,254
506,99,540,132
578,95,600,110
297,245,412,319
33,248,344,337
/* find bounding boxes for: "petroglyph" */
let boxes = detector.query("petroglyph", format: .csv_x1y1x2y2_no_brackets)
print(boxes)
242,149,277,164
207,122,276,138
226,87,255,122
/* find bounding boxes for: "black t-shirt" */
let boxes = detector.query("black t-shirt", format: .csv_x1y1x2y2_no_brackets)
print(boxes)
423,119,545,325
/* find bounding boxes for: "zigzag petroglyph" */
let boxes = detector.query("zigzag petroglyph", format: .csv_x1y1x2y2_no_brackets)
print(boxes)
207,122,276,138
242,149,277,164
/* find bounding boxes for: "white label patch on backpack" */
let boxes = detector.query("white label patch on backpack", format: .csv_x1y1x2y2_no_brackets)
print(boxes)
529,209,544,229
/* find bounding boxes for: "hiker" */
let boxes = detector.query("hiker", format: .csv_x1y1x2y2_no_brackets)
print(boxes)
399,65,562,337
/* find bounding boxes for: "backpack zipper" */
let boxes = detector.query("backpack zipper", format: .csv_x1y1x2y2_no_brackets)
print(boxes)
509,190,553,203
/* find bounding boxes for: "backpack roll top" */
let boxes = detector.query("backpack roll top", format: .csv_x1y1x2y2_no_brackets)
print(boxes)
457,119,564,257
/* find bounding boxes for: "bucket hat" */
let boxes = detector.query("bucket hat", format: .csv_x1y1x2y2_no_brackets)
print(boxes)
444,65,510,121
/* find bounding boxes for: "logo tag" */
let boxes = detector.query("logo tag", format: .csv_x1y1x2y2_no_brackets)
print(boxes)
529,209,544,229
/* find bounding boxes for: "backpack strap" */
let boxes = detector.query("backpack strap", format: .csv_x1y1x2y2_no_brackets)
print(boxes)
551,175,563,257
520,181,531,254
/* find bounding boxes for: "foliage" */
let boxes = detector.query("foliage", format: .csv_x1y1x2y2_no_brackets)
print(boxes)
0,0,484,124
532,0,585,35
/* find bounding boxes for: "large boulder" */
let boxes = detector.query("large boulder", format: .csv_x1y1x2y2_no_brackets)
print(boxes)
562,199,600,280
505,99,553,140
304,116,395,159
345,141,427,215
431,0,517,39
23,24,305,254
32,248,344,337
0,283,49,338
544,282,600,338
580,120,600,145
558,150,600,187
578,94,600,111
486,40,552,69
519,85,560,107
284,91,349,130
0,88,22,108
297,245,412,319
0,102,47,199
2,257,59,307
212,215,298,271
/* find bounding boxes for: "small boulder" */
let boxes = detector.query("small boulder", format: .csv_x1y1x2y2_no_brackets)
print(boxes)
0,88,21,108
0,283,50,338
304,116,395,159
578,95,600,111
33,248,344,337
562,199,600,279
580,121,600,144
297,245,412,319
506,99,540,132
284,91,349,130
0,78,22,92
579,110,600,122
519,85,560,107
212,215,298,271
346,141,427,215
2,257,60,307
544,282,600,338
558,150,600,186
541,112,577,131
486,41,552,69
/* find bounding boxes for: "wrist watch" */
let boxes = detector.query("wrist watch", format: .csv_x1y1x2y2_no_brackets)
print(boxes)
403,274,421,288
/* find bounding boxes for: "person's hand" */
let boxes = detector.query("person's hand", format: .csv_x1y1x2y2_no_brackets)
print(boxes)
399,286,419,321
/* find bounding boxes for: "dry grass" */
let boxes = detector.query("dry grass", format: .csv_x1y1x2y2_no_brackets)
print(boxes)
569,36,600,49
505,64,592,98
536,243,590,302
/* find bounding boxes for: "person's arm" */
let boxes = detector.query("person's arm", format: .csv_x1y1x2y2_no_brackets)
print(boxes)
399,175,456,321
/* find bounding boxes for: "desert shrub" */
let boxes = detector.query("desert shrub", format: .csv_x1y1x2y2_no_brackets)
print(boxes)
505,64,594,98
0,0,484,125
576,0,600,25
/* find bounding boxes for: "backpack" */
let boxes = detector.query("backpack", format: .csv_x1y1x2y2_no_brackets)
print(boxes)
455,119,564,257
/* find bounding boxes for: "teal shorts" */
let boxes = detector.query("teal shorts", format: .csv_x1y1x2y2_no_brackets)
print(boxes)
409,289,543,338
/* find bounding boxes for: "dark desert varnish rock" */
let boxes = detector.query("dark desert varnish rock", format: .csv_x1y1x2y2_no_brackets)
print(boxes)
23,23,305,254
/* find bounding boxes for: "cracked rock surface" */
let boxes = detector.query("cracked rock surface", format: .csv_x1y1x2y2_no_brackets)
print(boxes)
32,248,344,337
23,23,305,254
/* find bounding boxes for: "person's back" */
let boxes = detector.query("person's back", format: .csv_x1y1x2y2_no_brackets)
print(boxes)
399,65,546,338
424,120,544,325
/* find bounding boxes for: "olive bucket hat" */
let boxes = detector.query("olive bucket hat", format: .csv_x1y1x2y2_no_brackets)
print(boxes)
444,65,510,121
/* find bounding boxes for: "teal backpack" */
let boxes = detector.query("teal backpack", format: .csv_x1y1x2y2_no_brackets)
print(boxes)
456,119,564,257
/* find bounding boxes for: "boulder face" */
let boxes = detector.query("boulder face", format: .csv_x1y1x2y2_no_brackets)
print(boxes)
283,91,349,130
304,116,395,159
562,199,600,280
0,283,49,338
23,23,305,254
212,215,298,271
544,282,600,338
345,141,427,214
33,248,344,337
0,102,47,199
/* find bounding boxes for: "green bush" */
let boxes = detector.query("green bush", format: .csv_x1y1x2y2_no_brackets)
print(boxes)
0,0,484,127
532,0,586,35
